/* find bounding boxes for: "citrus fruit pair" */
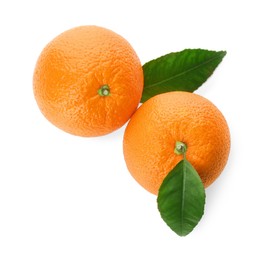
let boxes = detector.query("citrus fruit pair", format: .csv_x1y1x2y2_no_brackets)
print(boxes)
33,25,230,195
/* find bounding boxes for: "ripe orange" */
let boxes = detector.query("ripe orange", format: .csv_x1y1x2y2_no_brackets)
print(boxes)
123,91,230,195
33,26,143,137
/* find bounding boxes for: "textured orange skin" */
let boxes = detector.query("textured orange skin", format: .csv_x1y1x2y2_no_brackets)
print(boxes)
33,26,143,137
123,91,230,195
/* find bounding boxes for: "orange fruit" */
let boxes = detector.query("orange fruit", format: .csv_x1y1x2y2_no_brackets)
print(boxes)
123,91,230,195
33,26,143,137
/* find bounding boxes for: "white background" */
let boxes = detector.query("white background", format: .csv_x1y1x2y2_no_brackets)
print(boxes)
0,0,263,259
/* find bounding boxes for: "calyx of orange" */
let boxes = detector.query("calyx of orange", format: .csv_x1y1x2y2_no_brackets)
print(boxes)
98,85,110,96
174,141,187,156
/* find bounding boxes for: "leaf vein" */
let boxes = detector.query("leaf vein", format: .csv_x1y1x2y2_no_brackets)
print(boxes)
180,159,187,235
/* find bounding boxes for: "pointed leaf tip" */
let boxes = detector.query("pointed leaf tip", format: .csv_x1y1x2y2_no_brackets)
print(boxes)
141,49,227,102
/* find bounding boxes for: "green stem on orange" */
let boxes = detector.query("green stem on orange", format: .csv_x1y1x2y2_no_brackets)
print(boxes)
98,85,110,96
174,141,187,158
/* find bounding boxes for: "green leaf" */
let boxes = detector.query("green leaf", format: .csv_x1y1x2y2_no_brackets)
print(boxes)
157,159,205,236
141,49,226,102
